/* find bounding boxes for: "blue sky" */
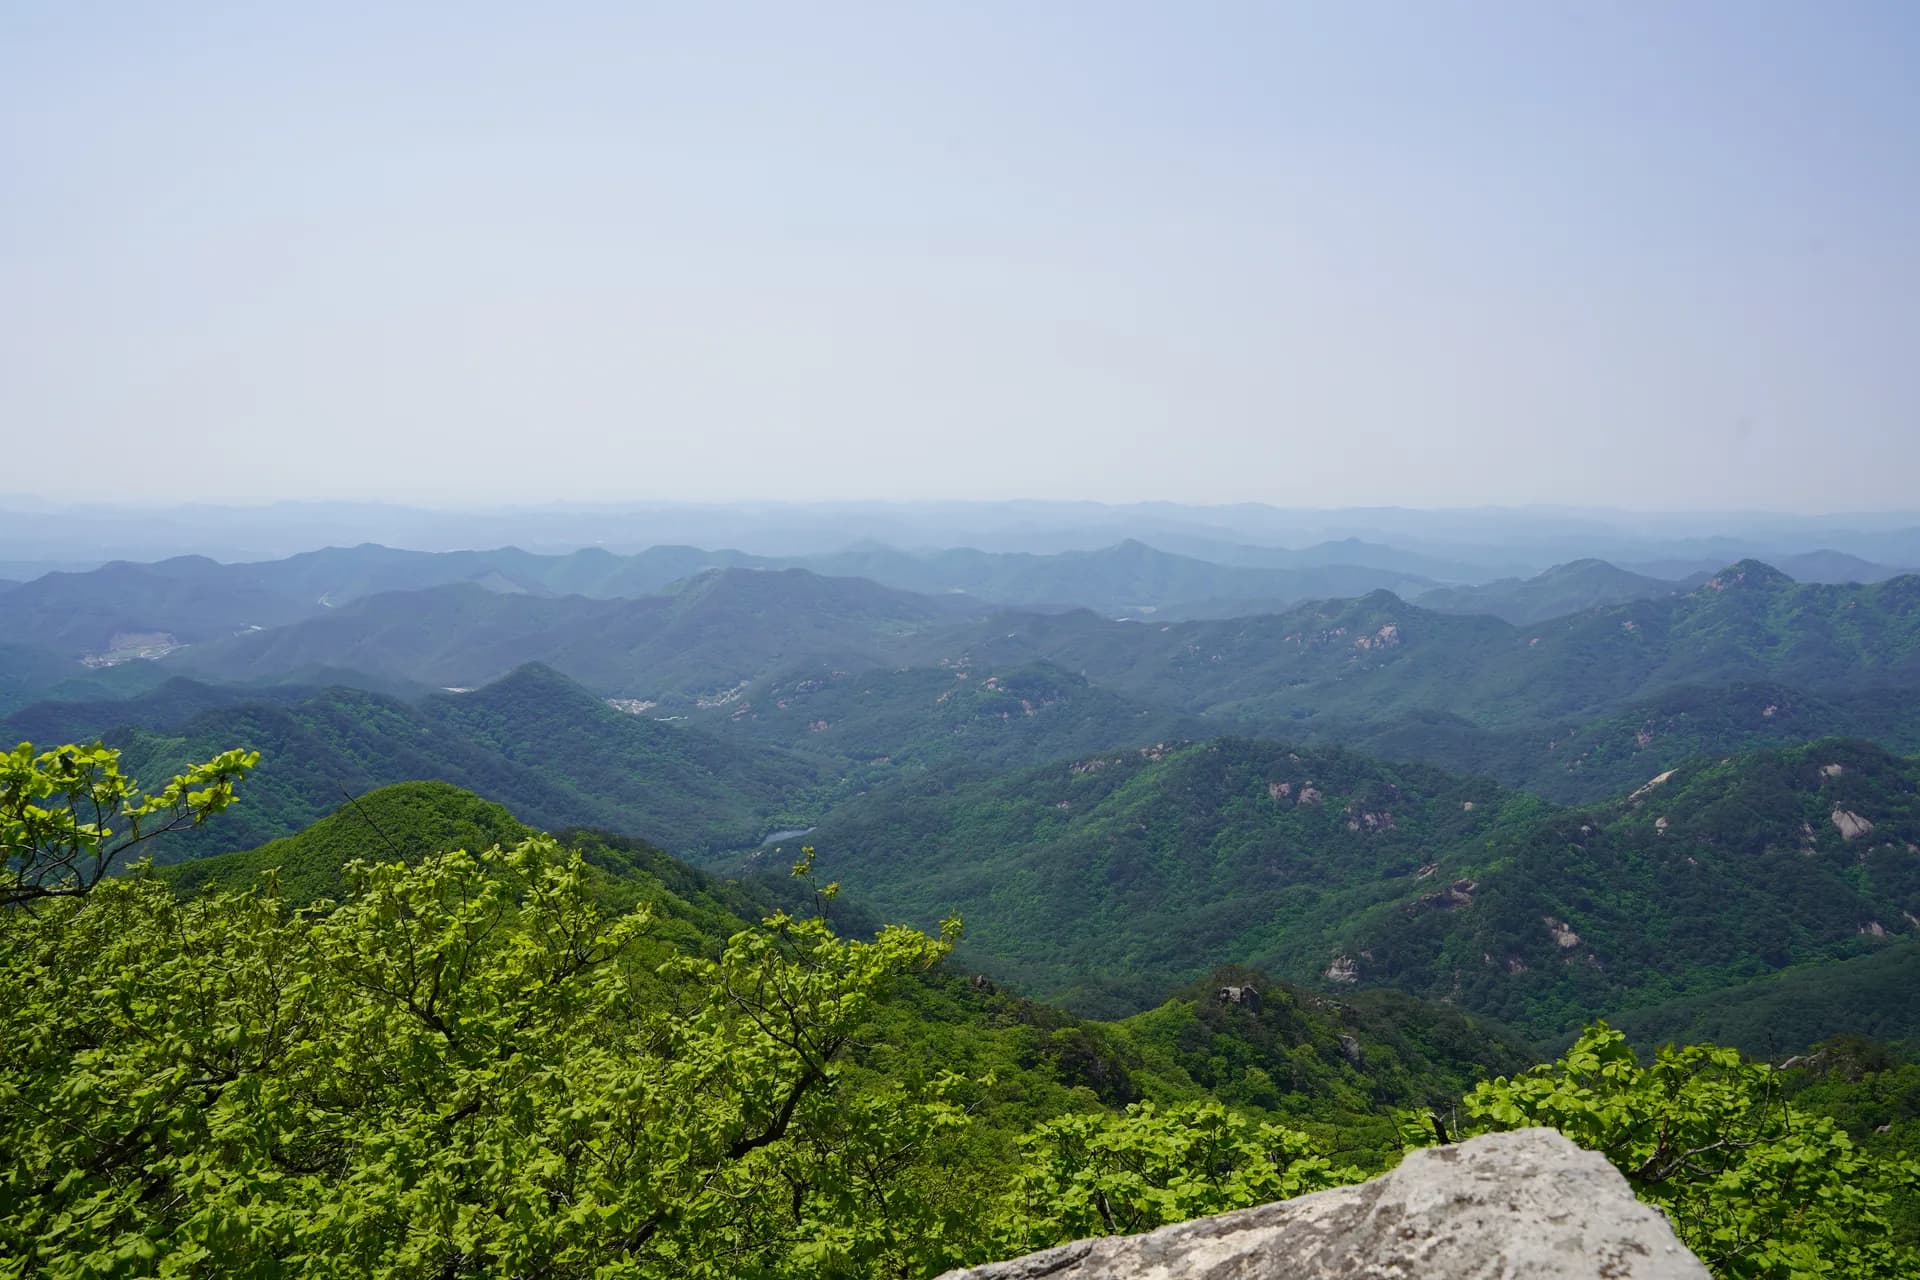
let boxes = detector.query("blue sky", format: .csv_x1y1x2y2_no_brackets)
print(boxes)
3,2,1916,508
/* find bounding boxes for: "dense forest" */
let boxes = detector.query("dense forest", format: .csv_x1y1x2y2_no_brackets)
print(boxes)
6,744,1920,1278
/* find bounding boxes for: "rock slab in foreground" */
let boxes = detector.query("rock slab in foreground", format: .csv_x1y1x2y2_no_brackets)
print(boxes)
940,1128,1710,1279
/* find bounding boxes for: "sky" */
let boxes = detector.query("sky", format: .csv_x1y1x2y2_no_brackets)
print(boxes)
3,2,1917,510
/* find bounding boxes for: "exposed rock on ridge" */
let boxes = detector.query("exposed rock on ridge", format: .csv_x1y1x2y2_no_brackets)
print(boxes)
940,1128,1708,1279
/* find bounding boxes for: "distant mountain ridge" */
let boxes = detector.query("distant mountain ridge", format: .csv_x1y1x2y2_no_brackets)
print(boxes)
10,496,1920,574
921,561,1920,730
1414,558,1703,625
10,554,1919,815
0,538,1449,660
164,569,978,701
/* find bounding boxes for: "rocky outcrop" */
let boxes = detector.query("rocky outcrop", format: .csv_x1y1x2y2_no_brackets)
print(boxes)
1833,808,1875,840
1543,915,1582,949
940,1128,1708,1279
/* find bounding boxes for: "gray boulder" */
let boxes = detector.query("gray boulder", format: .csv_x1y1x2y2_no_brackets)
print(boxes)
939,1128,1709,1279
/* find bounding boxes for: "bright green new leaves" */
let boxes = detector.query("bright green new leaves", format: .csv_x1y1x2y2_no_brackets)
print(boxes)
1,739,257,905
1459,1023,1920,1279
9,740,1920,1279
0,833,956,1278
992,1099,1354,1255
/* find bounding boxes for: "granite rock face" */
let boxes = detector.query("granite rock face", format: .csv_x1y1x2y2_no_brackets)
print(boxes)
939,1128,1710,1280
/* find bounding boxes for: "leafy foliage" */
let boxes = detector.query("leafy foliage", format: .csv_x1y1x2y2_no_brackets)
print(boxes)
0,739,255,905
157,779,535,904
1456,1024,1920,1278
0,834,964,1278
7,740,1920,1278
991,1101,1352,1253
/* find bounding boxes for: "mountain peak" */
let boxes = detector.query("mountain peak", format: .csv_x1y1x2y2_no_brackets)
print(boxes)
1699,560,1795,591
458,661,605,711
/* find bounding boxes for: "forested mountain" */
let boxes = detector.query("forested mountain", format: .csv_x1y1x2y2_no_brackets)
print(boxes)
171,569,977,700
114,777,1541,1164
163,780,1543,1140
1146,534,1506,581
924,563,1920,727
1288,679,1920,805
784,737,1920,1036
1613,942,1920,1058
0,642,188,716
96,664,819,856
11,548,1920,1051
0,670,436,744
13,557,1907,818
14,549,1917,784
688,660,1210,775
159,780,539,902
1624,548,1911,584
792,539,1436,615
0,538,1438,665
2,557,317,655
1413,558,1698,625
13,748,1913,1277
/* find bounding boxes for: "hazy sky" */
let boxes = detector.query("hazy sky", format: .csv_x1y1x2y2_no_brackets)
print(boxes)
4,2,1917,509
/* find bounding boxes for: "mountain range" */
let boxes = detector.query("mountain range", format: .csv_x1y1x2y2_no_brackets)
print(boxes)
7,539,1920,1061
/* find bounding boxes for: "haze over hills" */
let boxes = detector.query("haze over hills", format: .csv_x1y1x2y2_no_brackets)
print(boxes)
167,569,979,701
7,498,1920,575
8,545,1920,812
0,538,1444,660
1412,559,1706,626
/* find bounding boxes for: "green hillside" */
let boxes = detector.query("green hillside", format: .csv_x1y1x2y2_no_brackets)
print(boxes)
3,557,316,656
778,738,1548,1017
691,660,1210,775
1613,943,1920,1057
105,665,821,857
0,642,184,716
1288,679,1920,805
182,781,1529,1141
921,564,1920,730
142,777,1534,1159
159,780,535,903
9,739,1918,1275
785,737,1920,1035
1,671,433,744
